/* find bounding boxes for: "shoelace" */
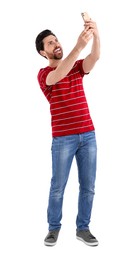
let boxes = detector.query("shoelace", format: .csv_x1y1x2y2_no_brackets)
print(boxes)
47,231,57,239
85,230,95,239
48,234,55,239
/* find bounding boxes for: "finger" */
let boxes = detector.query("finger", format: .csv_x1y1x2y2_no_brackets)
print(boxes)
85,20,95,27
84,24,92,31
84,29,93,39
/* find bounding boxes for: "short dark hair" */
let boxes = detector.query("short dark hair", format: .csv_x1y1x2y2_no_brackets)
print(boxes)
35,29,56,54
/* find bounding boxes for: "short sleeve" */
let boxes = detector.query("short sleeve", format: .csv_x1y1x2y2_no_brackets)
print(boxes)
75,59,89,77
37,67,53,92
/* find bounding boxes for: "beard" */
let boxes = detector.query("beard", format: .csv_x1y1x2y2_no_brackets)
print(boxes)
53,52,63,60
46,50,63,60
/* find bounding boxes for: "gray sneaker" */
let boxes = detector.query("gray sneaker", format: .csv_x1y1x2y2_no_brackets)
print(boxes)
44,230,60,246
76,229,99,246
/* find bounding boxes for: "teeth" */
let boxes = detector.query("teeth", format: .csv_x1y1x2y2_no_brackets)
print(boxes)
54,48,61,53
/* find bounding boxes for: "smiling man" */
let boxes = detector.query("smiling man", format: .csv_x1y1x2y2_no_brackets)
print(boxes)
35,19,100,246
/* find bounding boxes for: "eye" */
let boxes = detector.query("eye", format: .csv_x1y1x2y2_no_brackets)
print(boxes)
48,41,53,45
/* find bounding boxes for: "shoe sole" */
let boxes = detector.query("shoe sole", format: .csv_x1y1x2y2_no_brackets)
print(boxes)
44,241,57,246
76,236,99,246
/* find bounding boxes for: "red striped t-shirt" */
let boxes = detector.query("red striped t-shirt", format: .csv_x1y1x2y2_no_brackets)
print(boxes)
37,59,95,137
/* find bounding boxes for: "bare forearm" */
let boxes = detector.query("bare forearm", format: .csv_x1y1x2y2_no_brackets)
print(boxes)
83,35,100,73
49,46,81,84
91,35,100,61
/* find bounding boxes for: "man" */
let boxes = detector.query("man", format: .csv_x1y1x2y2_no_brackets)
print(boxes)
35,17,100,246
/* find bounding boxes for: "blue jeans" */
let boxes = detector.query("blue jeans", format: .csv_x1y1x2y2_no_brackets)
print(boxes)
47,131,97,231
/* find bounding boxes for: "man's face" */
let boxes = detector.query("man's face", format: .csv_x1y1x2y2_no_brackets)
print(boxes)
41,35,63,60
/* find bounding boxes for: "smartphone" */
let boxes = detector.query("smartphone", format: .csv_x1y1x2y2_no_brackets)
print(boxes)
81,12,91,22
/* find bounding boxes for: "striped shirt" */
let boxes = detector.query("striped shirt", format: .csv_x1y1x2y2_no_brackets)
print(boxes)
37,59,95,137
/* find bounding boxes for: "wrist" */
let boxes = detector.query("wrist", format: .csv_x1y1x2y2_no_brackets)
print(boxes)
93,33,100,40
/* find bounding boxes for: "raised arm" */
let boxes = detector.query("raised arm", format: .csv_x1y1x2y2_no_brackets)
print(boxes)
46,28,94,86
82,20,100,73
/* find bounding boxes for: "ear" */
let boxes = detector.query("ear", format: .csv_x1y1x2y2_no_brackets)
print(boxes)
40,50,47,58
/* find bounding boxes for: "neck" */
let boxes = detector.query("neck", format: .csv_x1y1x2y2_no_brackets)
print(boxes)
49,59,62,68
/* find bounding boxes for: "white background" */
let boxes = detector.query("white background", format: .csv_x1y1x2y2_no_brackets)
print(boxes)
0,0,138,259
